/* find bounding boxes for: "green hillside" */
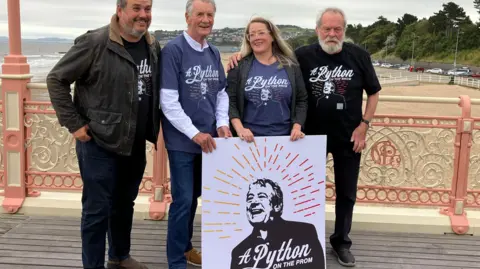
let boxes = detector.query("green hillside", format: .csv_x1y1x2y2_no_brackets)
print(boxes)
287,1,480,66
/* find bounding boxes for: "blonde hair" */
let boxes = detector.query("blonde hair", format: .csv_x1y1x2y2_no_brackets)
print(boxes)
239,17,298,67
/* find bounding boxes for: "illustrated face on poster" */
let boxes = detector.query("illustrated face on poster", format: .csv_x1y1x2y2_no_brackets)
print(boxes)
202,136,327,269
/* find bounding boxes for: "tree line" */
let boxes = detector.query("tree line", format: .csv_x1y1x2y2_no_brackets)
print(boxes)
287,1,480,66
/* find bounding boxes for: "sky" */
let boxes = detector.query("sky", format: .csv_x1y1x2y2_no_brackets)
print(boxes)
0,0,479,39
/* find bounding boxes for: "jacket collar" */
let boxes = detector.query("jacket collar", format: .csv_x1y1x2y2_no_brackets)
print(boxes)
109,14,154,46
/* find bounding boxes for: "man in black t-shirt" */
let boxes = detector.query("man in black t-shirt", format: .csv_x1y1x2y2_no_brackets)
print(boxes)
295,7,381,267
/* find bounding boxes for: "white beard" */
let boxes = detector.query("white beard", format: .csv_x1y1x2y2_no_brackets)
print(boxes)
319,38,343,54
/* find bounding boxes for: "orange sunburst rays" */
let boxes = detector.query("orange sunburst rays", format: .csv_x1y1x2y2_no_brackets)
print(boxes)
202,137,325,240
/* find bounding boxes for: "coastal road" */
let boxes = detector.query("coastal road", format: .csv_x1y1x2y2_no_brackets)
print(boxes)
374,66,476,82
372,58,480,74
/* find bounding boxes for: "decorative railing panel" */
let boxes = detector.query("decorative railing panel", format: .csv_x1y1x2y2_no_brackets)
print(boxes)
466,120,480,208
23,101,156,194
326,115,457,206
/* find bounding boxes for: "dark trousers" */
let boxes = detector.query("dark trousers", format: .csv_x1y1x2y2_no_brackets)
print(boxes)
327,141,361,250
76,139,146,269
166,150,202,269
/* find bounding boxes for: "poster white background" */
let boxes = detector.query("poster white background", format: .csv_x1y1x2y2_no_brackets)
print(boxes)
202,135,327,269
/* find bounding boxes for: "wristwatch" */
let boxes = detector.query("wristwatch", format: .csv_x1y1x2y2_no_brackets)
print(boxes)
361,118,370,126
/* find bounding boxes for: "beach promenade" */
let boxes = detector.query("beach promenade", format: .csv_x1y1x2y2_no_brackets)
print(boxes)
1,64,480,269
2,1,480,268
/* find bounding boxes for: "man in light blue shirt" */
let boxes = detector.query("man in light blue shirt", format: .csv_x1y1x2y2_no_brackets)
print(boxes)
159,0,230,268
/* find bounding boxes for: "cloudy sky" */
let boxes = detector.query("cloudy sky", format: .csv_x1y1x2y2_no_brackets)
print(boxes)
0,0,478,39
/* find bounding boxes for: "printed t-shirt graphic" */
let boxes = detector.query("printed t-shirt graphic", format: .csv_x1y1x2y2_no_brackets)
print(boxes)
309,65,352,110
123,36,152,149
295,42,381,142
243,59,292,136
184,65,220,109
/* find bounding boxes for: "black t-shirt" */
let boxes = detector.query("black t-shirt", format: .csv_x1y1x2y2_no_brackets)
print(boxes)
123,36,152,154
295,42,381,144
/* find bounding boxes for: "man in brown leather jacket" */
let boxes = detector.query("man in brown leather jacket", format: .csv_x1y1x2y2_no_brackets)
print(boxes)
46,1,160,268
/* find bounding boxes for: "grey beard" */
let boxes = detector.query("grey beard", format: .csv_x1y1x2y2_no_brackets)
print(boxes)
319,38,343,54
130,28,145,38
121,21,147,38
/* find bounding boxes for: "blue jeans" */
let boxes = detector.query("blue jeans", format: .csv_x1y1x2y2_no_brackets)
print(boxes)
166,150,202,269
76,139,146,269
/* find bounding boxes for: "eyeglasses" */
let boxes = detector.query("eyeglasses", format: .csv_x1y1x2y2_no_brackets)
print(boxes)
246,30,270,41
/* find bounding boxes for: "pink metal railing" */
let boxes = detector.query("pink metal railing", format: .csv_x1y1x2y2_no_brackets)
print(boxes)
465,117,480,208
0,87,477,234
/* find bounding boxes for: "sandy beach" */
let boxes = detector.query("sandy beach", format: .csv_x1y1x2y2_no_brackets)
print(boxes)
370,84,480,117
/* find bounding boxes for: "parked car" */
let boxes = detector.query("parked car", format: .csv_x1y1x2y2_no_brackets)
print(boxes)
426,68,443,74
415,67,425,72
447,68,472,76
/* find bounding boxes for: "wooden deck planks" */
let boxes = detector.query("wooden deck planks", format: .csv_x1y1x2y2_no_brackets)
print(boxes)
0,214,479,269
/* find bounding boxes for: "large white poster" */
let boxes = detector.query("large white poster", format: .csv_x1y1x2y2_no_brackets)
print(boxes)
202,135,327,269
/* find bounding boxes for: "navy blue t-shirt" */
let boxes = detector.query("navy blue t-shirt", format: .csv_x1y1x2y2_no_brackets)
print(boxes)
160,34,226,153
243,59,292,136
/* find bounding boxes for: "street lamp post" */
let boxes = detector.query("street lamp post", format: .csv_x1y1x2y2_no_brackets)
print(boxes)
452,17,465,70
454,25,460,69
411,33,416,67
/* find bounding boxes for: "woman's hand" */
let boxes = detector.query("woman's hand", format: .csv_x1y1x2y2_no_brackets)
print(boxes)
290,124,305,141
238,128,255,143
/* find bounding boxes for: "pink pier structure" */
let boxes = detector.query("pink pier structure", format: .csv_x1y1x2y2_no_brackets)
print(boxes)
2,0,480,236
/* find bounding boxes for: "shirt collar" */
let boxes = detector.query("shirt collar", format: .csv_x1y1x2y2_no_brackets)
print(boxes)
183,31,209,52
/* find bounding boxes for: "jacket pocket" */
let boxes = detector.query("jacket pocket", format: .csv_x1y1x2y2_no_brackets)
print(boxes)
87,109,123,141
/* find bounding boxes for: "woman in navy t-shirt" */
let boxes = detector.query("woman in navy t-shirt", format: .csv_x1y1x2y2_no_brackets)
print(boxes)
226,17,308,142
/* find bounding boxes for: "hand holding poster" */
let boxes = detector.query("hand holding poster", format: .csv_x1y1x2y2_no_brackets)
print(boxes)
202,135,327,269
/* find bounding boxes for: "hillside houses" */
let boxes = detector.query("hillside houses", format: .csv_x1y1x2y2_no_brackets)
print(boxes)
153,26,314,47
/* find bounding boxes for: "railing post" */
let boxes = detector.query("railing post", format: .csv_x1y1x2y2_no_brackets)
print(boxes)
148,125,169,220
0,0,29,213
440,95,472,234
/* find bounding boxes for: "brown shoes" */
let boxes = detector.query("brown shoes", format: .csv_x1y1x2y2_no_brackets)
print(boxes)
185,248,202,267
106,250,200,268
107,256,148,269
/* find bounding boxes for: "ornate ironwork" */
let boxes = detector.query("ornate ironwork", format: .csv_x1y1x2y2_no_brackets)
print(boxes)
326,184,451,206
17,105,467,206
326,120,456,204
23,104,156,193
466,128,480,207
25,112,78,173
